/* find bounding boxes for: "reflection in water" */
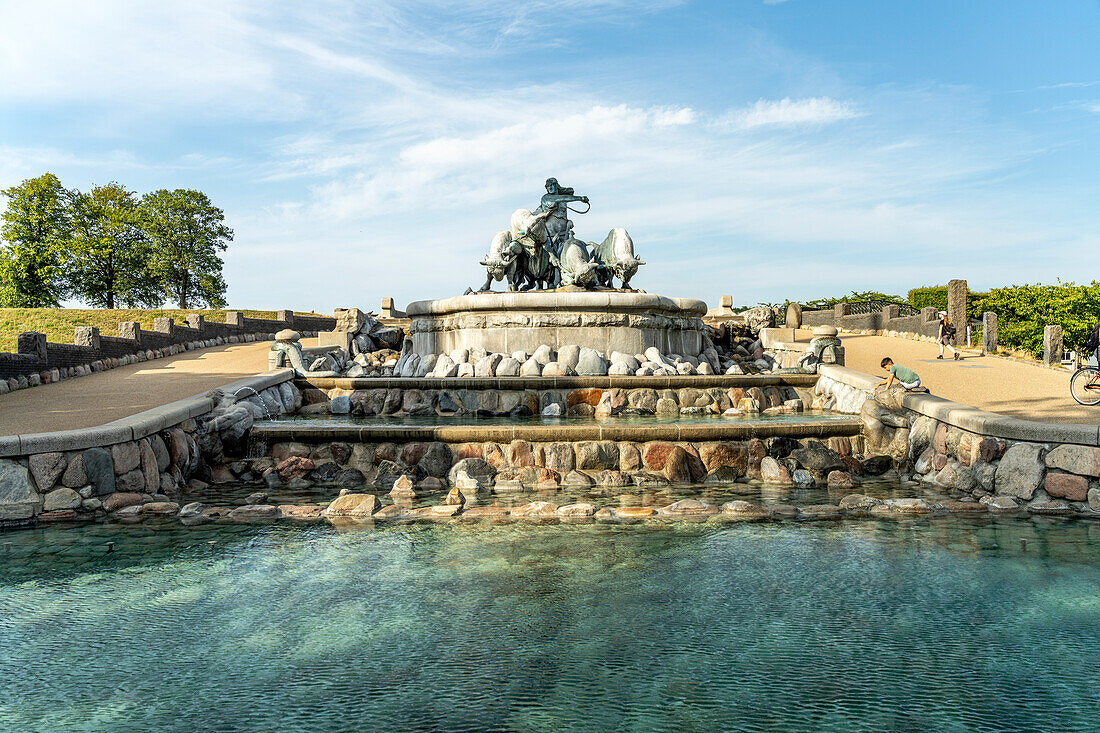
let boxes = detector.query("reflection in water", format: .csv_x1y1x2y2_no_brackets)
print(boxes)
2,518,1100,732
266,410,855,427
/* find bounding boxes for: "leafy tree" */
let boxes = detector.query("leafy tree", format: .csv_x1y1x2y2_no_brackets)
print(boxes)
803,290,906,310
0,173,73,307
68,183,161,308
140,189,232,308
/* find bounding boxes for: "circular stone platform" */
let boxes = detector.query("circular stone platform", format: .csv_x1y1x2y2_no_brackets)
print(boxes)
406,291,709,358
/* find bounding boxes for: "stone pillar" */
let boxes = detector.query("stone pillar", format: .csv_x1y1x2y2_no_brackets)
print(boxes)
225,312,245,327
985,310,1003,352
185,314,205,331
17,332,46,360
1044,325,1063,367
921,307,938,322
153,317,174,333
982,312,997,354
833,303,850,324
883,304,900,321
119,322,141,343
74,326,101,349
277,309,294,325
947,279,967,337
718,295,733,315
785,302,802,329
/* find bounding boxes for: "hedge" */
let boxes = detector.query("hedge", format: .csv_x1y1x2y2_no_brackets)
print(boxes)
908,286,947,312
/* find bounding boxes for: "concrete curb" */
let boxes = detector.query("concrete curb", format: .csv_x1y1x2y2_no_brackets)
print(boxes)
819,365,1100,447
0,369,295,458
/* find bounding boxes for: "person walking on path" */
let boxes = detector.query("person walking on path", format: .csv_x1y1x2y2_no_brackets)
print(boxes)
938,311,961,360
877,357,922,391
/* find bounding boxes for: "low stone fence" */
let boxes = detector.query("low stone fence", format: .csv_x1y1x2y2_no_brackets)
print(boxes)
0,309,337,386
801,305,943,340
0,369,302,529
814,365,1100,515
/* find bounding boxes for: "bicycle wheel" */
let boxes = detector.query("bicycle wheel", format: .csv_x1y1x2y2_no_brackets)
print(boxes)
1070,367,1100,406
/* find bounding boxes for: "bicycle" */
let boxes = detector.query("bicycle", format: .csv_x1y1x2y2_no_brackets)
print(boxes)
1070,349,1100,406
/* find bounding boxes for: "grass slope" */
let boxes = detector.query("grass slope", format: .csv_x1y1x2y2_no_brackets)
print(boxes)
0,309,324,352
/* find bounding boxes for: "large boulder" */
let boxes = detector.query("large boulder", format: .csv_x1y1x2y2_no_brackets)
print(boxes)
28,452,67,493
789,441,846,476
995,443,1045,500
81,447,116,496
0,460,42,520
1045,445,1100,477
447,458,496,487
575,348,608,376
322,493,380,518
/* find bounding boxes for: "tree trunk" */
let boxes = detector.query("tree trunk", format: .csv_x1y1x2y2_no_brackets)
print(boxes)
178,269,189,309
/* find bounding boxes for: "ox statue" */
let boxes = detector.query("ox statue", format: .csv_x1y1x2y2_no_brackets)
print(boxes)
555,236,600,288
478,230,524,292
590,228,645,289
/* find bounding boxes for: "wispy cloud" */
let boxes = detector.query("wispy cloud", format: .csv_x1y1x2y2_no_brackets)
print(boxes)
720,97,861,130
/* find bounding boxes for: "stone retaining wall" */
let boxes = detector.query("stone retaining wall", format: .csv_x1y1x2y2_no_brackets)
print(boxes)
0,310,337,384
240,432,870,495
814,365,1100,516
0,370,301,529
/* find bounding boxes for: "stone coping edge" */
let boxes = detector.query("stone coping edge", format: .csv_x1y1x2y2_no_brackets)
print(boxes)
0,369,296,458
406,291,708,317
250,418,862,444
818,365,1100,447
296,374,820,391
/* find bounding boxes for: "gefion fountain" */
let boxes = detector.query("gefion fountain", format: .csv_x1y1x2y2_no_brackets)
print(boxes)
405,178,710,374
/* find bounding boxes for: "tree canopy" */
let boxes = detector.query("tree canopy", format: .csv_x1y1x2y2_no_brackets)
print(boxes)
140,189,232,309
0,173,72,307
68,183,161,308
0,174,232,309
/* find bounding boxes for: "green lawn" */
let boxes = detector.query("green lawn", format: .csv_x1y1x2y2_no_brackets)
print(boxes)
0,308,325,352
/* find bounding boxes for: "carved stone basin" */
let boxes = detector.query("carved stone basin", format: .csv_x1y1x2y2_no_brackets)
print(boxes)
406,290,709,358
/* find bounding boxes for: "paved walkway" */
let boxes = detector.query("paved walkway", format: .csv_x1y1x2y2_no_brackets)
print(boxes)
2,330,1097,436
0,341,279,436
817,331,1100,425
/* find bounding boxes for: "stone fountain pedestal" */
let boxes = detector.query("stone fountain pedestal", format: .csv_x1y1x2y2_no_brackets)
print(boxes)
406,290,709,358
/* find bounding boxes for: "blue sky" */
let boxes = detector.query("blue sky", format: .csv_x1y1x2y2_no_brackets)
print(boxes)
1,0,1098,312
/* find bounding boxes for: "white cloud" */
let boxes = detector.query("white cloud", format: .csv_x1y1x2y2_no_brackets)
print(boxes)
721,97,861,130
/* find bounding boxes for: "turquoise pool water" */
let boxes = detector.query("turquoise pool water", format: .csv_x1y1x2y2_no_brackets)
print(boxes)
2,519,1100,731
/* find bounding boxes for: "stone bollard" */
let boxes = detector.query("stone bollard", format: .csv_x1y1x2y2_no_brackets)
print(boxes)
1044,325,1063,367
185,314,205,331
225,311,245,328
785,302,802,329
277,309,294,325
833,302,850,322
17,332,47,360
119,322,141,343
982,312,997,354
153,317,174,333
74,326,101,349
882,304,900,321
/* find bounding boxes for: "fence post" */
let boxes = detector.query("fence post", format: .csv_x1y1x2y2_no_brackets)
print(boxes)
833,303,849,325
17,332,47,360
74,326,101,349
982,312,997,355
1043,325,1063,367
